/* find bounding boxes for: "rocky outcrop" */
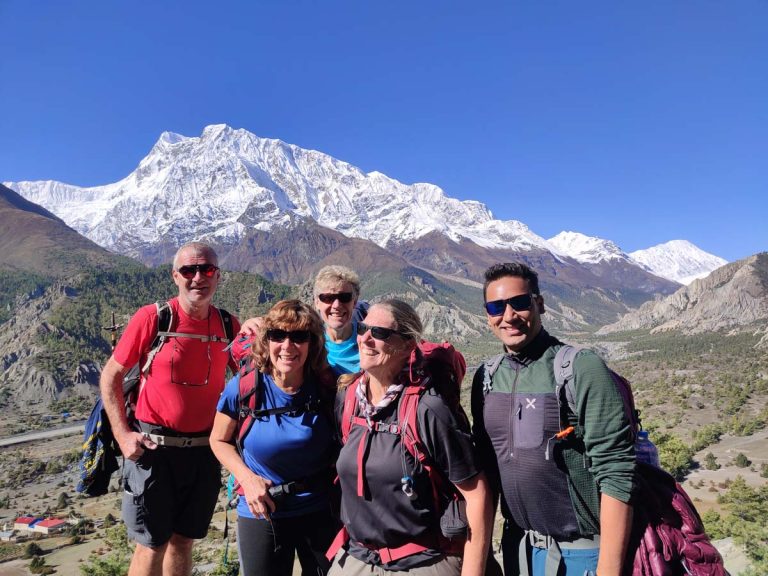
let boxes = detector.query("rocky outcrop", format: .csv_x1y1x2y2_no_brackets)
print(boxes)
598,253,768,335
0,282,101,407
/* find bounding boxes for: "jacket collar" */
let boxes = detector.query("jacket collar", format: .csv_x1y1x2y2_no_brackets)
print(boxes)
503,328,554,366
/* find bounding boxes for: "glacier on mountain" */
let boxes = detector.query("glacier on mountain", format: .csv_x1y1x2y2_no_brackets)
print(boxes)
548,231,630,264
6,124,551,255
4,125,727,286
629,240,728,285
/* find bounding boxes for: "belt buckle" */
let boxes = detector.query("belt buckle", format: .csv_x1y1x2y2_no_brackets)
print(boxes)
528,530,551,549
283,481,297,495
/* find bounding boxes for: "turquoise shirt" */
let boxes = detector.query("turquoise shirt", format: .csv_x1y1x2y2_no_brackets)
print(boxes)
325,321,360,376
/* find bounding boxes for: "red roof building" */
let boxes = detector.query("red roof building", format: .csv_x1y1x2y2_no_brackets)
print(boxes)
33,517,68,534
13,516,42,531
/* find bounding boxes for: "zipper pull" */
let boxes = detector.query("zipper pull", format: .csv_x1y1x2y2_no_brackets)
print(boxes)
545,427,575,461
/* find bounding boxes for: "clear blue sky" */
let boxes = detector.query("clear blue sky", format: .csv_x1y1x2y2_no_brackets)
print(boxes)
1,1,765,262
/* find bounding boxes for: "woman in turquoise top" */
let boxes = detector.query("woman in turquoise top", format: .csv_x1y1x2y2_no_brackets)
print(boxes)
312,265,363,376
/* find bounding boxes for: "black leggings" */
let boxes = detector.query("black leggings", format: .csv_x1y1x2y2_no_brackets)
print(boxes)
237,509,340,576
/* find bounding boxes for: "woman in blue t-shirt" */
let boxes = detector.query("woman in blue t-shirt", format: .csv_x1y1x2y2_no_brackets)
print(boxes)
210,300,338,576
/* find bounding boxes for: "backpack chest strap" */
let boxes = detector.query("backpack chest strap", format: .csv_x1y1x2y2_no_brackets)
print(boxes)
240,399,321,420
158,330,231,343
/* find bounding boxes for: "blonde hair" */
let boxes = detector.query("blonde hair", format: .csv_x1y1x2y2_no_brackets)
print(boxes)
313,265,360,298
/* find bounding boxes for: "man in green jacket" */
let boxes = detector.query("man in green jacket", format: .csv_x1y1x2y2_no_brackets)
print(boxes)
471,262,636,576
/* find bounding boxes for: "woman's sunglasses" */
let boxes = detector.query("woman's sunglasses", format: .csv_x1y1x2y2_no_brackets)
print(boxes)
317,292,354,304
177,264,219,279
356,322,408,341
265,329,311,344
484,293,535,317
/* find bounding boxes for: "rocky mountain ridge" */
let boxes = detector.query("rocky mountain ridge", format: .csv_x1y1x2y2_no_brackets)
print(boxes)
598,252,768,336
0,183,117,277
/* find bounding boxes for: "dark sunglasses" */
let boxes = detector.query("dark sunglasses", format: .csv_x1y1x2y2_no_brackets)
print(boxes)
484,293,535,317
177,264,219,279
317,292,354,304
265,329,311,344
356,322,408,341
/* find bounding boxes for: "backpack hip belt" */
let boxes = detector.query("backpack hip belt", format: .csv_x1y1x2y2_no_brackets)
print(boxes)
137,421,211,448
324,525,444,565
525,529,600,550
141,432,209,448
519,530,600,576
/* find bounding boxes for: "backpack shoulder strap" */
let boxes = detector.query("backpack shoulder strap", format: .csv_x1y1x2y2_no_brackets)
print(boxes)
481,353,506,394
553,344,583,416
217,307,235,343
235,367,260,454
340,375,363,444
398,383,458,518
140,301,173,374
399,384,425,461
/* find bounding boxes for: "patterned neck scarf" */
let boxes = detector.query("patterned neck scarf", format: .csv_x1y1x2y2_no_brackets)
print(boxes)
355,371,405,427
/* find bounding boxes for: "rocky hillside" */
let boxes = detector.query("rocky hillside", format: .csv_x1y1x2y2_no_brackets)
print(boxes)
598,252,768,335
0,282,103,409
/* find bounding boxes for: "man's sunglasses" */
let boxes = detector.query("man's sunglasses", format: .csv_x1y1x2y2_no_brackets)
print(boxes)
356,322,408,341
177,264,219,279
265,329,311,344
484,293,535,317
317,292,354,304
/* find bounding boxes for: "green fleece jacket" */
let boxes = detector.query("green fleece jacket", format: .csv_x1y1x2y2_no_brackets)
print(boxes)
471,329,636,538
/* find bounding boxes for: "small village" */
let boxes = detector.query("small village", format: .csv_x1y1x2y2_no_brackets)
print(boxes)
4,516,71,540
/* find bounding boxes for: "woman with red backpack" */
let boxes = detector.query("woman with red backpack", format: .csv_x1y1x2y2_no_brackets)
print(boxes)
327,299,493,576
210,300,339,576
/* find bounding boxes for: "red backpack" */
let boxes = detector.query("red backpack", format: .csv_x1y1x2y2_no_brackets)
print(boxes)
327,340,469,564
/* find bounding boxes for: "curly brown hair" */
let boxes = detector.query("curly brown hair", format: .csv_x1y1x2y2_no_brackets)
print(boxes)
250,299,329,381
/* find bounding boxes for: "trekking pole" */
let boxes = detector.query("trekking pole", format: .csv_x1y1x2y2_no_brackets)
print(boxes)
103,311,124,351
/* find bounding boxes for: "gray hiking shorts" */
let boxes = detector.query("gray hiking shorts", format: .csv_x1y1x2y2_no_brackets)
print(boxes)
121,444,221,547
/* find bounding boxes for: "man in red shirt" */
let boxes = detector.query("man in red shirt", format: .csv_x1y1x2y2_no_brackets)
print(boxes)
100,241,240,576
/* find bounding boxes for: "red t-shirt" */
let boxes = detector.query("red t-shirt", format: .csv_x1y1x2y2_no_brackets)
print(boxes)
114,297,240,434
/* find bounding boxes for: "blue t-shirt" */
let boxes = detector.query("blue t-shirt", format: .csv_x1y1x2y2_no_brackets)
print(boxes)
217,372,334,519
325,321,360,376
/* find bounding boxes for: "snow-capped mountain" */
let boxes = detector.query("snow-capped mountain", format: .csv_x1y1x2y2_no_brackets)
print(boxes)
548,231,629,264
5,124,551,257
629,240,727,285
3,124,719,299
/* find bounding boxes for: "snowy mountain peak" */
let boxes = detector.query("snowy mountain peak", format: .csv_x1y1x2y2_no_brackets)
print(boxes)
629,240,728,285
157,131,187,145
5,125,550,257
548,231,628,264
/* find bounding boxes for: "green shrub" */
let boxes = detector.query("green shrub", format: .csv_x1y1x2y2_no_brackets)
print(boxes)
733,453,752,468
704,452,720,470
